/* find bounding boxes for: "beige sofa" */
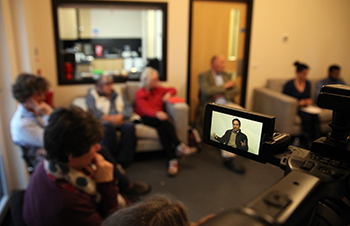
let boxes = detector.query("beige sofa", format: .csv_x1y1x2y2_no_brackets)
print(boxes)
253,78,332,137
72,81,189,152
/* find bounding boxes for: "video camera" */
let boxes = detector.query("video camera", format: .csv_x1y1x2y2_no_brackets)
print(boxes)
202,84,350,226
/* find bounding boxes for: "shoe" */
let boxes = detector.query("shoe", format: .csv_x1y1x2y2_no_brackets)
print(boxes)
223,158,245,174
118,161,132,169
126,182,151,196
116,164,126,175
121,181,151,203
168,159,178,177
175,142,197,157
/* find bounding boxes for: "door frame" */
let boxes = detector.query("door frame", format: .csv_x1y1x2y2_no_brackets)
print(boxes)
187,0,254,108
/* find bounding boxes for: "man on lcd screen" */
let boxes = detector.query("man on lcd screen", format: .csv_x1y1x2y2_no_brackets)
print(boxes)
213,118,248,151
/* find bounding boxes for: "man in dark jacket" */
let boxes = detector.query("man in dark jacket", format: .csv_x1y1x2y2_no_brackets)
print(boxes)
214,118,248,151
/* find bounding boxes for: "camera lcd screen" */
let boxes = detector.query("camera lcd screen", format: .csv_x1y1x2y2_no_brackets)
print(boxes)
203,103,276,163
210,110,263,155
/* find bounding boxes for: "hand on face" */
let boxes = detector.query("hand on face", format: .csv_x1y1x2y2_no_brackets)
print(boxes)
26,95,52,116
84,153,114,183
70,143,113,183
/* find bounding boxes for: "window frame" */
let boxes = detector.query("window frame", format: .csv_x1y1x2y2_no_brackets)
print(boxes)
0,156,10,224
51,0,168,85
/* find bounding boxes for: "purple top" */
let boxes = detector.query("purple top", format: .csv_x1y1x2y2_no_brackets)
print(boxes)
23,161,118,226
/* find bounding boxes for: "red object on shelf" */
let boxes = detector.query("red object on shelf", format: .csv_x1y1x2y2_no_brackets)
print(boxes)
64,62,73,80
95,45,103,57
45,89,54,108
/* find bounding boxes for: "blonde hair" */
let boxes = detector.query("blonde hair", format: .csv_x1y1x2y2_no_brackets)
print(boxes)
140,67,159,88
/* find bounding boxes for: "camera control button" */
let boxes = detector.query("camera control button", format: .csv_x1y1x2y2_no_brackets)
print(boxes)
290,159,304,168
320,159,329,165
300,161,315,171
263,191,291,208
319,166,333,175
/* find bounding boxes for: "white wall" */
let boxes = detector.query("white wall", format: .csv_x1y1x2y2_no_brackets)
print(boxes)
90,9,143,38
246,0,350,109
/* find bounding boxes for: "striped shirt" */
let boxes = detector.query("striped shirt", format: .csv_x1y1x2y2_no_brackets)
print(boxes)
10,104,49,147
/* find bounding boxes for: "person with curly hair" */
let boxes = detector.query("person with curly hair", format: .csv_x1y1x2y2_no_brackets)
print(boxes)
102,195,215,226
10,73,52,168
11,73,150,200
23,106,121,226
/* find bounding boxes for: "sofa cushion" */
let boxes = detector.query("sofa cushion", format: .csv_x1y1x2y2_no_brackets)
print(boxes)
72,97,88,111
125,82,140,104
266,79,287,93
259,78,333,136
71,81,189,151
136,139,163,152
135,124,159,140
267,78,320,102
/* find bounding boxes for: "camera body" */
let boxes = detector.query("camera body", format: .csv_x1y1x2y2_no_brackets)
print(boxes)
201,85,350,226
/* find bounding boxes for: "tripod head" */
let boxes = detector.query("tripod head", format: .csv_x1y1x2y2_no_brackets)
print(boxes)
312,84,350,160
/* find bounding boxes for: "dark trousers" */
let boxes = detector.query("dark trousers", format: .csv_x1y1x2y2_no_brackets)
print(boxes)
101,121,136,164
142,116,180,160
298,111,320,142
98,148,131,192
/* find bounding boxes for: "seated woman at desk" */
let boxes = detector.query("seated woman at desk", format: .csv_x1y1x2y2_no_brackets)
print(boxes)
282,61,320,148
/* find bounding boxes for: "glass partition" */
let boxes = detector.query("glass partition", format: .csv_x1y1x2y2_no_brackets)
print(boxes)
52,0,167,84
228,9,240,61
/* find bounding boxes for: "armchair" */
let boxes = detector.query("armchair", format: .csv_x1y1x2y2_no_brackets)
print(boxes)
72,82,189,152
253,78,332,137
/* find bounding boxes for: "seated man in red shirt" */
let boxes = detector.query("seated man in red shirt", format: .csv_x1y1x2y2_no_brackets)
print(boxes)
134,67,197,177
